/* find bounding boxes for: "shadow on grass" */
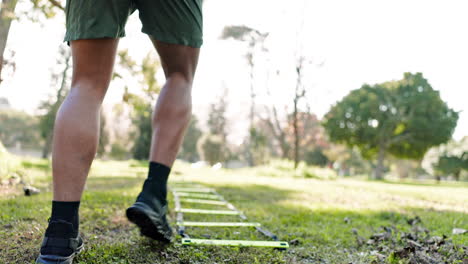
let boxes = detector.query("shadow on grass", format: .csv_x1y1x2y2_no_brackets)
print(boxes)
378,179,468,188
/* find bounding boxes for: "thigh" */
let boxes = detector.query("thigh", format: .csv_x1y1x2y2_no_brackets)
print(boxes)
136,0,203,48
151,39,200,81
70,39,119,92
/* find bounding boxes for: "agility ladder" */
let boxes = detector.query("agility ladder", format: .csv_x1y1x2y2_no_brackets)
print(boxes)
171,184,289,249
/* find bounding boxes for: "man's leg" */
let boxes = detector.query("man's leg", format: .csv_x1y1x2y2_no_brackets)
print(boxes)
126,39,199,242
53,38,119,202
150,40,199,166
37,39,118,263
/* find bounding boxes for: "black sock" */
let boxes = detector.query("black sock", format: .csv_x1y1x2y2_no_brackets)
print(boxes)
140,162,171,203
49,201,80,234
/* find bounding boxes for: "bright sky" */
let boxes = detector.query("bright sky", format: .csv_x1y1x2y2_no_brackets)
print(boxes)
1,0,467,141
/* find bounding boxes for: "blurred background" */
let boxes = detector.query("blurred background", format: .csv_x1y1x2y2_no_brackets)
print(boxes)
1,0,467,182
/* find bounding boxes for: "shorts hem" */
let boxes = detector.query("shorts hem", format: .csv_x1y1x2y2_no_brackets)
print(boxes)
63,32,126,43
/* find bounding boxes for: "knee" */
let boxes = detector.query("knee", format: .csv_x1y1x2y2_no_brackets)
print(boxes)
152,96,192,125
168,71,194,87
70,79,109,103
152,72,193,126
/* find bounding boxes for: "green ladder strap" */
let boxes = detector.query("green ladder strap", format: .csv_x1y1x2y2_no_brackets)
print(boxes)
181,238,289,248
176,208,240,215
178,221,261,227
180,198,228,205
172,188,214,193
175,192,220,200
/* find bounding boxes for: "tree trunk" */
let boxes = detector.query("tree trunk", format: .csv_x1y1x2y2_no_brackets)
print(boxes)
454,170,460,181
293,59,304,169
0,0,18,84
293,99,299,169
41,50,71,158
42,132,53,158
374,146,386,180
265,101,290,159
246,50,255,167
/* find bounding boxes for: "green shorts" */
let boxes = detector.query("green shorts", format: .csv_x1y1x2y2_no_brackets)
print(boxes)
64,0,203,48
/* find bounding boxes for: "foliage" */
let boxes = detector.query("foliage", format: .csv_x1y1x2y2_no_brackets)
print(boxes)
0,0,19,84
207,92,228,141
323,72,459,179
304,147,329,167
109,143,130,160
422,137,468,178
97,111,110,157
434,152,468,181
178,115,202,162
130,104,152,160
197,134,227,165
324,144,370,176
1,0,64,84
262,111,330,167
37,46,71,158
30,0,64,19
0,109,42,149
118,50,161,160
199,91,231,164
248,127,269,165
286,112,328,160
221,25,265,41
221,25,268,166
0,141,20,180
388,158,427,179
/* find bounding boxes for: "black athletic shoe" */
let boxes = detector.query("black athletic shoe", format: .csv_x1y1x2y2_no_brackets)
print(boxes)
126,194,173,243
36,220,84,264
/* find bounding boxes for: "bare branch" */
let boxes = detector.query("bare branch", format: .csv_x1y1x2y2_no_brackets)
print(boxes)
48,0,64,11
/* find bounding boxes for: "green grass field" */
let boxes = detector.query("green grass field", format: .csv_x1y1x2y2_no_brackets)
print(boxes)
0,159,467,263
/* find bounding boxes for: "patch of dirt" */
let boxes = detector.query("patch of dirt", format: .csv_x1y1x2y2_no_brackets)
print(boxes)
353,216,468,263
0,184,21,197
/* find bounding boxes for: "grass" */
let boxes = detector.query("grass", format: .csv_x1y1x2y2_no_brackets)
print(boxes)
0,158,467,263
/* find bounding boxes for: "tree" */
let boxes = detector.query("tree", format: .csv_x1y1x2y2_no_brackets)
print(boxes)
221,25,268,166
118,50,161,160
0,0,18,83
434,152,468,181
249,126,269,165
0,0,64,150
38,46,71,158
0,139,19,180
1,0,64,84
323,144,370,176
97,111,109,157
263,105,290,159
304,148,329,167
178,115,202,162
287,111,327,167
291,56,307,169
207,90,228,142
422,136,468,180
197,134,227,166
0,109,43,149
323,72,459,179
262,110,328,163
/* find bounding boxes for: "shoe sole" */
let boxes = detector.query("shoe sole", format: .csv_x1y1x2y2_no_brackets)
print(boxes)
36,245,84,264
126,206,172,243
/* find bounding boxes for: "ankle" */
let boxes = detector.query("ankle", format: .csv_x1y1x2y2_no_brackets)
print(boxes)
46,220,78,238
50,201,80,232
